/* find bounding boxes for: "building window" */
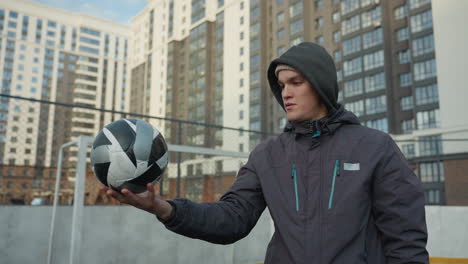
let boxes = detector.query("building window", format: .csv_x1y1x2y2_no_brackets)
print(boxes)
343,56,362,77
333,31,341,43
366,118,388,133
412,34,434,57
419,135,442,156
410,10,432,33
420,161,444,183
341,0,360,15
250,6,260,20
344,78,363,98
332,12,341,24
399,50,411,64
409,0,431,10
425,189,442,205
290,36,303,46
342,14,360,36
363,50,384,71
414,59,437,81
361,6,381,29
415,84,438,106
401,96,414,111
399,73,413,87
343,35,361,56
316,35,324,46
401,119,415,134
315,16,324,29
334,50,342,63
290,19,304,35
239,110,244,120
315,0,323,9
366,95,387,115
277,28,285,40
239,94,244,103
337,69,342,82
396,27,409,41
240,78,244,87
289,1,303,18
277,12,285,24
362,27,383,49
394,5,407,20
250,54,260,69
402,144,415,158
345,100,364,117
417,109,440,129
277,46,285,56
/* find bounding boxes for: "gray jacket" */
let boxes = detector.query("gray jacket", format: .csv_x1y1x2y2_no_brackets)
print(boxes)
162,43,428,263
162,107,429,264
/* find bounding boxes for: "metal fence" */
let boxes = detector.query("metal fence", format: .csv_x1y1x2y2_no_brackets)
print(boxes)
0,94,272,206
0,93,467,206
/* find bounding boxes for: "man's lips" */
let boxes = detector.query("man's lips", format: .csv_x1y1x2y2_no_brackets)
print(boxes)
285,103,295,110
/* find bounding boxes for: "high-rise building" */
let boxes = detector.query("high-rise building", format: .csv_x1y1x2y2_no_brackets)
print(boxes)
129,0,252,201
133,0,467,204
0,0,130,203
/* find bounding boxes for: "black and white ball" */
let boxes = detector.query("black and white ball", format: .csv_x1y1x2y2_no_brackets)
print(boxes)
90,119,168,193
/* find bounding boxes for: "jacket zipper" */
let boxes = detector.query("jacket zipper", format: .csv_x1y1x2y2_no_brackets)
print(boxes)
292,164,299,212
328,160,340,209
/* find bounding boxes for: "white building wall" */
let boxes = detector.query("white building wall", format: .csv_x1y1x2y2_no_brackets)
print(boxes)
0,0,130,167
431,0,468,154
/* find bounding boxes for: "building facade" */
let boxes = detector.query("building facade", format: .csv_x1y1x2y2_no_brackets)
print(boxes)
0,0,130,204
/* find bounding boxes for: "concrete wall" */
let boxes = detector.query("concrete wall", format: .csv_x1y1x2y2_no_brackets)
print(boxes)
0,205,271,264
1,205,467,264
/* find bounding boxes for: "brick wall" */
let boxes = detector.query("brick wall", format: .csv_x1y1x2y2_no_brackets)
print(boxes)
444,158,468,205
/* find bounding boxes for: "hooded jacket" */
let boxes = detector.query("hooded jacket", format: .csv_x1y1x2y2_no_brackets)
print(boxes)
161,43,429,264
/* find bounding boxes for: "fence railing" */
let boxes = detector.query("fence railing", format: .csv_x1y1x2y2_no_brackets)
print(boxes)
0,94,467,206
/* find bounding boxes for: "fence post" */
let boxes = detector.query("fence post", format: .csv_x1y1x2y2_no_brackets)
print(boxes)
177,121,182,198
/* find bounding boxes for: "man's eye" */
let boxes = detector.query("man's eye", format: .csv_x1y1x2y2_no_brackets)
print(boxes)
292,81,302,85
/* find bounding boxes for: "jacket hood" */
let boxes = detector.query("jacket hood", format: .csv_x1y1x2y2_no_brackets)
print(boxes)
284,104,360,136
268,42,339,112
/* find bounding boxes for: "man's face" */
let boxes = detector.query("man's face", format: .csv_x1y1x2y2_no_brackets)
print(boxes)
278,70,328,122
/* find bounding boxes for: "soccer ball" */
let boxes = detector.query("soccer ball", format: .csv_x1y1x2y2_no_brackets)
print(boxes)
90,118,168,194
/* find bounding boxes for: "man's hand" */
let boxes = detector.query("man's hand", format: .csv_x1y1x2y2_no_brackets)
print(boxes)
101,183,174,221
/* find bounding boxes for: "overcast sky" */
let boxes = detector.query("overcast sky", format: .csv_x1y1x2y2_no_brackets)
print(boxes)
31,0,147,24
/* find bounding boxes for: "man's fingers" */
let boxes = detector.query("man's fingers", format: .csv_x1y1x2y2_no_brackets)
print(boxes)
121,188,141,202
106,189,126,202
147,183,155,194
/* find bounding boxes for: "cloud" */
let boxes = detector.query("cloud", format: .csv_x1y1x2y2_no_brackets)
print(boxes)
31,0,147,24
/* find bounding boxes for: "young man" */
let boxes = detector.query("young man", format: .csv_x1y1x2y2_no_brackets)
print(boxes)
104,42,429,263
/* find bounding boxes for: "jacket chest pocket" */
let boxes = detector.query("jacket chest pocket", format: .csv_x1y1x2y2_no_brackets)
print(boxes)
268,163,305,214
326,159,365,211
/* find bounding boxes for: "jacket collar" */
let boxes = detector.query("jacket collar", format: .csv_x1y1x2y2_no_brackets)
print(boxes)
284,105,346,136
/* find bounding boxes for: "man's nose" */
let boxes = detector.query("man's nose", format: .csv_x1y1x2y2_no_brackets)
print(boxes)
282,85,292,99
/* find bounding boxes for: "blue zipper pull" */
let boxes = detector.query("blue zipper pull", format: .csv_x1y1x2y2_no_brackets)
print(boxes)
292,164,299,212
312,130,321,138
328,160,340,209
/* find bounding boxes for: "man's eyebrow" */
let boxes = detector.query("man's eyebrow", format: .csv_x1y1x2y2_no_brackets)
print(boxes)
278,75,304,84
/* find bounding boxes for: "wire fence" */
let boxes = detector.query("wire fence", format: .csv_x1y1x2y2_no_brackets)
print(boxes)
0,94,272,206
0,94,467,206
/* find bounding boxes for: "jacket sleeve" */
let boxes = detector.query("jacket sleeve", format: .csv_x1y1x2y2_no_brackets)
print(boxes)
160,154,266,245
372,135,429,264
